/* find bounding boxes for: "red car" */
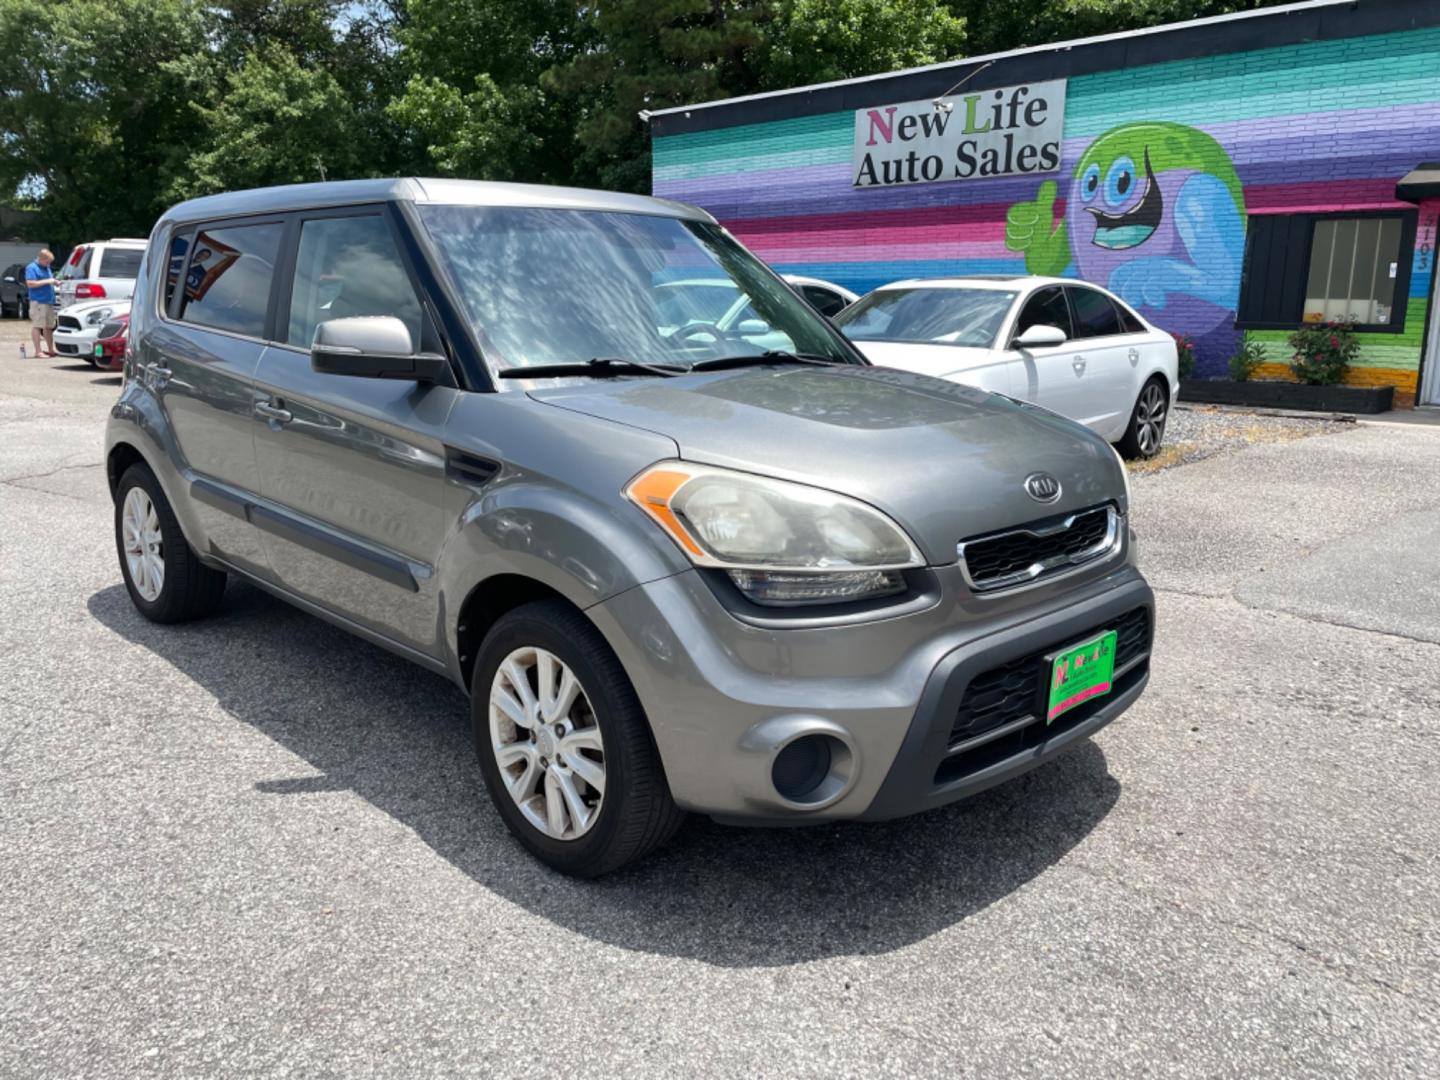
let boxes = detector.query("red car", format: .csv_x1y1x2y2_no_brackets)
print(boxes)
92,314,129,372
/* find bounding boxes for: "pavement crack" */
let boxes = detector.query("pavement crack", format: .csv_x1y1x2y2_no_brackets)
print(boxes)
1063,860,1430,1005
0,461,103,487
1154,586,1440,650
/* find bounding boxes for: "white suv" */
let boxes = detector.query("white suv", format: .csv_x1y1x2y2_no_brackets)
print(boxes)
56,238,146,308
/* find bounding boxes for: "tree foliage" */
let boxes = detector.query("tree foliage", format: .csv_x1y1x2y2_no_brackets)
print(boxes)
0,0,1295,244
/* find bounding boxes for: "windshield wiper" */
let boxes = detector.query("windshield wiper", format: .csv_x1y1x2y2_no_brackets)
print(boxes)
687,350,844,373
498,357,686,379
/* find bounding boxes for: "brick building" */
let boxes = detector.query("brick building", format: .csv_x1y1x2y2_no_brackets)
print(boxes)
648,0,1440,407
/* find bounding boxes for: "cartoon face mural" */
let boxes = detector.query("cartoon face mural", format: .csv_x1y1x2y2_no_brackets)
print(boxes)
1006,122,1247,362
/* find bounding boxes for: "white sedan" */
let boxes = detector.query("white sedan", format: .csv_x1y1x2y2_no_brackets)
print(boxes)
834,276,1179,458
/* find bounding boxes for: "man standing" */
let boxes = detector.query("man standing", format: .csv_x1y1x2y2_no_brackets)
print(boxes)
25,248,58,357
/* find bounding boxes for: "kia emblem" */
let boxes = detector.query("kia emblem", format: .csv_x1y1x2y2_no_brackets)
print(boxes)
1024,472,1061,503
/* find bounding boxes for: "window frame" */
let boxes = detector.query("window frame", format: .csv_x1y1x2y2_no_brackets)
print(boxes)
163,212,290,343
1237,209,1417,334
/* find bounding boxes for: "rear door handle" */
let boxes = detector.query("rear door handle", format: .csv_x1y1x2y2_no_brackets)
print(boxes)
255,399,293,424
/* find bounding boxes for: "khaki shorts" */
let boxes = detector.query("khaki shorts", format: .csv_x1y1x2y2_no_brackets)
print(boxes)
30,302,57,330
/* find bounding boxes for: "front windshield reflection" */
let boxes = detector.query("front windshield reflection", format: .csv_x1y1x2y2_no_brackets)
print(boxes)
417,206,857,376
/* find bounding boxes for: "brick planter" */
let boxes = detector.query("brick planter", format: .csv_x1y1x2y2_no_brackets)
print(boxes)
1180,380,1394,414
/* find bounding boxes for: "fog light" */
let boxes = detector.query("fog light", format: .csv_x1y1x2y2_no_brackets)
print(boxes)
770,733,853,806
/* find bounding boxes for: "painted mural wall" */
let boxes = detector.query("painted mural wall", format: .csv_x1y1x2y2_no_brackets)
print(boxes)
652,26,1440,397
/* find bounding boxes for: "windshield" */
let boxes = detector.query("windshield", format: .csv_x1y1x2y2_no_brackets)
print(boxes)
835,287,1018,348
416,206,857,374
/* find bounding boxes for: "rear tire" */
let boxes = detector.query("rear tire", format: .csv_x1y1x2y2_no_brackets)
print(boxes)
114,463,227,623
471,600,686,876
1117,376,1169,459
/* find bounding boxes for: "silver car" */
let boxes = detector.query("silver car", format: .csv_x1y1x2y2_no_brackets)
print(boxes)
106,179,1154,876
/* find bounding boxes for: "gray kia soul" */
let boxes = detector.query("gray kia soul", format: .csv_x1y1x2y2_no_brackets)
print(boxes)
106,179,1154,876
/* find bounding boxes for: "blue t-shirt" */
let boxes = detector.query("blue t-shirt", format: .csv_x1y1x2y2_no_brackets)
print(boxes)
25,261,55,304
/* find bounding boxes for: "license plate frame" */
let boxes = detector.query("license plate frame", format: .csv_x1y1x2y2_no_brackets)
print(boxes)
1044,629,1118,724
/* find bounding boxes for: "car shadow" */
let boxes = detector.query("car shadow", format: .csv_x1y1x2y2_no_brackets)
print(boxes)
51,361,94,372
88,580,1120,966
91,375,122,386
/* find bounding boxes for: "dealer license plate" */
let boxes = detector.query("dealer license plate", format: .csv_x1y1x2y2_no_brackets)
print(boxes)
93,344,104,357
1046,630,1117,723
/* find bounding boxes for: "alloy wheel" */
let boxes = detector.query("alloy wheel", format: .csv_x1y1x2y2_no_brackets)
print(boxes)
121,486,165,602
489,646,606,841
1136,383,1167,456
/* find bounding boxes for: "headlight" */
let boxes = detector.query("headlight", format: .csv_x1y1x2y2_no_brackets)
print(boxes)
626,462,922,606
84,307,114,326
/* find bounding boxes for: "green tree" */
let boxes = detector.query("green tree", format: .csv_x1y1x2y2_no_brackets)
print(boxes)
0,0,214,242
543,0,967,192
172,43,367,197
388,0,586,183
949,0,1291,57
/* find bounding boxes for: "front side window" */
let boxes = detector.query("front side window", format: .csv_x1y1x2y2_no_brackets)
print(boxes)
1012,286,1073,342
177,222,283,338
99,247,143,280
1068,286,1122,338
835,288,1017,348
417,205,857,374
287,215,424,350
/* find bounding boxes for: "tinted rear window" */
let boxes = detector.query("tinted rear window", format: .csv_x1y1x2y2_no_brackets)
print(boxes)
100,247,143,279
59,247,92,280
1068,286,1122,338
177,222,283,338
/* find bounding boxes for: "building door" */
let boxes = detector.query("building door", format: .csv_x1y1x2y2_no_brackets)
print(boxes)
1423,267,1440,406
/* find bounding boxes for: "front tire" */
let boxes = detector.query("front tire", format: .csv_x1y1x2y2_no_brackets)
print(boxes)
471,600,685,877
1117,376,1169,459
114,463,227,623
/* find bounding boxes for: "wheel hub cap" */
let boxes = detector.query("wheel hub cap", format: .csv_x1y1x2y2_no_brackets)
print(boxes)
489,647,606,841
121,487,164,602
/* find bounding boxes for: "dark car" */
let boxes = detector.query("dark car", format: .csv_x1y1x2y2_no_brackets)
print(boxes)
2,263,30,320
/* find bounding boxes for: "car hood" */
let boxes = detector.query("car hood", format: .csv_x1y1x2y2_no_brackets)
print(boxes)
528,366,1124,565
58,298,132,319
848,340,1000,377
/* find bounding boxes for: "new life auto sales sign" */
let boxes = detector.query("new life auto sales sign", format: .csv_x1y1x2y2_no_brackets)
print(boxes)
852,79,1066,188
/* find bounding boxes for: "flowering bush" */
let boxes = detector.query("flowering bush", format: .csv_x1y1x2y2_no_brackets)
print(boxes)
1288,320,1359,385
1171,332,1196,379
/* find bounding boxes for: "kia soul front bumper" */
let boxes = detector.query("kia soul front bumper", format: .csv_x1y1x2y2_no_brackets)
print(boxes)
587,559,1153,823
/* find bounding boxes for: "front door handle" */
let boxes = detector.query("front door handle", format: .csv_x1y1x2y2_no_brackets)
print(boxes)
255,399,293,424
1072,354,1087,372
149,365,172,387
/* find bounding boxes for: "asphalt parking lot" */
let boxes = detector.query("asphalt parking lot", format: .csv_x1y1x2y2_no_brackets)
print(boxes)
2,326,1438,1078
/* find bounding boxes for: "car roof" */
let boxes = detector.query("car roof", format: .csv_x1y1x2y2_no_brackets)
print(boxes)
160,178,715,229
874,275,1075,292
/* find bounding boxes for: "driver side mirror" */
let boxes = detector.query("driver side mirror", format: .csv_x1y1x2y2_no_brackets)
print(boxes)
311,316,451,384
1014,323,1067,349
737,319,769,336
2,276,14,284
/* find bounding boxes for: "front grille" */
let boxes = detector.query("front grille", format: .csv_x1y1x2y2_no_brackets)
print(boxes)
959,504,1118,592
57,316,82,331
55,343,78,354
948,606,1150,748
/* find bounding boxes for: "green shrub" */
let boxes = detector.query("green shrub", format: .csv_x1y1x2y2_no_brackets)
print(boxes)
1228,339,1268,382
1171,332,1196,380
1288,320,1359,385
